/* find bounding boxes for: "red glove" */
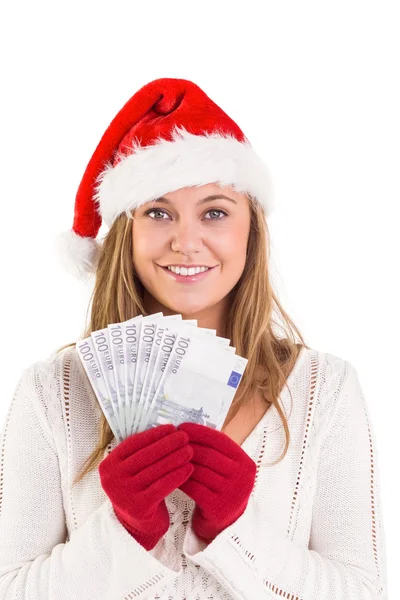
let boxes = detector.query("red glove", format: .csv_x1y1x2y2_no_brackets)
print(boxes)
177,422,257,543
99,424,194,551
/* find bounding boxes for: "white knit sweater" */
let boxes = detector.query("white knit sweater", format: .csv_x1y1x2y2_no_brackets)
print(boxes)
0,345,388,599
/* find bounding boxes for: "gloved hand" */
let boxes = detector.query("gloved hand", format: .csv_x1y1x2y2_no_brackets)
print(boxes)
177,422,257,543
99,423,194,550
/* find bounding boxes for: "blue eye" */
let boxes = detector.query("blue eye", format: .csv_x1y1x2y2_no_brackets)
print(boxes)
144,208,228,220
145,209,169,219
204,209,227,220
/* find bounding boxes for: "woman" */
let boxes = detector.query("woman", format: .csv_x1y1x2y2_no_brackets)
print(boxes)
0,78,388,599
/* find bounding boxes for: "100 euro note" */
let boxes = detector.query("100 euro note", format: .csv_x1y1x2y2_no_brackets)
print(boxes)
107,321,129,439
135,319,198,433
123,314,146,437
76,337,124,442
90,327,127,439
108,316,148,439
131,313,171,434
137,324,228,432
143,333,248,431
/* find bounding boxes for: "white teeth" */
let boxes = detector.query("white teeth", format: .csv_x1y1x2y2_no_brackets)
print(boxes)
167,266,210,276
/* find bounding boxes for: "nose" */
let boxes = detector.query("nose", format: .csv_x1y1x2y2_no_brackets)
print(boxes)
170,218,203,255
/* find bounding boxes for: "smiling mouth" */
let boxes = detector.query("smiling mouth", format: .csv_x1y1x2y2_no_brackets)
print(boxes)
157,264,218,282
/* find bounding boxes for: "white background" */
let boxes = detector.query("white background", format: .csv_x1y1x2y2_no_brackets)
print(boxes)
0,1,398,594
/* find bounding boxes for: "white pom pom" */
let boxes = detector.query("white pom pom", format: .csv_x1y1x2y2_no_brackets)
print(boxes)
54,230,102,281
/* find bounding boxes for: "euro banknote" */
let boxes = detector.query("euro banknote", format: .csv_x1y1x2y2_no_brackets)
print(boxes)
76,313,248,442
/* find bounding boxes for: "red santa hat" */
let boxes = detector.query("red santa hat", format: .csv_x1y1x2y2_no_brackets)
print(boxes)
55,77,275,281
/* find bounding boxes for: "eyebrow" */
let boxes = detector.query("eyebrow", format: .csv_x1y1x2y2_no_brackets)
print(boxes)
149,194,238,206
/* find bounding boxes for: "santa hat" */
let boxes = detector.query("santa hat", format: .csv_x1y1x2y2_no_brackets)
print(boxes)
54,77,275,281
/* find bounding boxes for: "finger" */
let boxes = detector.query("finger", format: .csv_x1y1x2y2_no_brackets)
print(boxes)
124,430,189,474
190,443,234,477
133,444,193,489
179,477,216,507
189,463,227,493
145,462,194,500
178,422,239,459
118,424,176,460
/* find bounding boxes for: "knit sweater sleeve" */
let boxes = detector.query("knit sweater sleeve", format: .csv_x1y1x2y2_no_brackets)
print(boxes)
182,360,389,599
0,365,181,599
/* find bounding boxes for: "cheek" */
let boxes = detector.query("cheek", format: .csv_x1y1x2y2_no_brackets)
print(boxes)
217,226,248,263
132,226,161,262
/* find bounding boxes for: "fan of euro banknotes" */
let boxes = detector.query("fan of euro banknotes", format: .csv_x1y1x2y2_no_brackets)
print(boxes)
76,312,248,442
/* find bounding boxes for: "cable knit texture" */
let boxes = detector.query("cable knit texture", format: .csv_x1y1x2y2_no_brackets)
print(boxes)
0,345,388,599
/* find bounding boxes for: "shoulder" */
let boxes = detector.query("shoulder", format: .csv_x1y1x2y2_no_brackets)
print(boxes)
299,344,353,384
313,346,357,390
292,344,350,389
26,345,76,399
17,345,80,448
304,346,361,438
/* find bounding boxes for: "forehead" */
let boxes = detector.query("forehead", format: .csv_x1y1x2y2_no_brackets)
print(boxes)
155,184,249,204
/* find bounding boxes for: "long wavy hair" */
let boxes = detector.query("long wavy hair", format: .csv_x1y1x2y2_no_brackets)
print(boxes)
56,195,309,486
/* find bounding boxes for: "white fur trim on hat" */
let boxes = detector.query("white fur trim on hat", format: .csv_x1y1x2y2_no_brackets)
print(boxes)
54,230,102,281
94,127,275,228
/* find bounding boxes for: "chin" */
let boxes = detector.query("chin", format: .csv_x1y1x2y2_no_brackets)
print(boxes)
167,303,208,316
159,297,213,317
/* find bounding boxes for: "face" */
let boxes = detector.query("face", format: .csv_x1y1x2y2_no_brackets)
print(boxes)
131,183,252,327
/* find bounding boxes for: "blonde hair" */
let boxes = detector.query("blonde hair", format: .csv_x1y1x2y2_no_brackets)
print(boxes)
56,196,309,485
